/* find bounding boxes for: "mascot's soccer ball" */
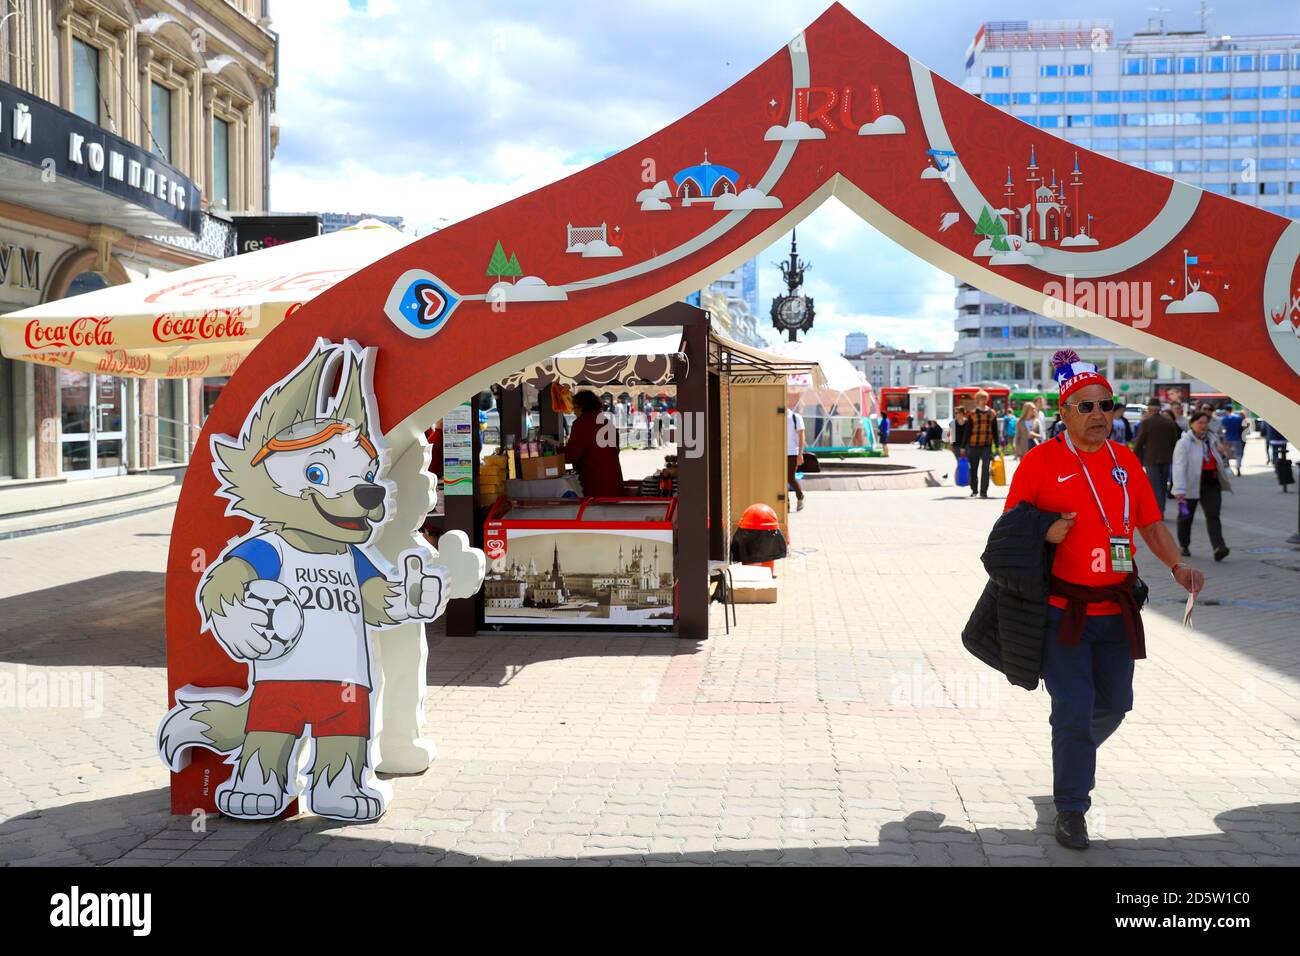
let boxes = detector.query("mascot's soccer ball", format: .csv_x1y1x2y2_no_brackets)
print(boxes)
242,580,305,660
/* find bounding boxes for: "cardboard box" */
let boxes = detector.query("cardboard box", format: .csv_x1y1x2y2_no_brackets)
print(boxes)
520,454,565,481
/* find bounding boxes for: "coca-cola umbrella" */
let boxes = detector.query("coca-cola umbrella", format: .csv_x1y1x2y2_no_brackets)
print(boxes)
0,220,412,378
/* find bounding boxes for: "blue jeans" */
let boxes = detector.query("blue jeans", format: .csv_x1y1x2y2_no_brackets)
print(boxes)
1041,606,1134,813
1144,462,1171,517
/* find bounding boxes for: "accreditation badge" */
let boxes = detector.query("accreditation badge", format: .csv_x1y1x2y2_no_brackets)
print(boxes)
1109,535,1134,574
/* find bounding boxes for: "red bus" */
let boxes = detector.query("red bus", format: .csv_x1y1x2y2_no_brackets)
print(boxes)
954,385,1011,415
880,387,912,429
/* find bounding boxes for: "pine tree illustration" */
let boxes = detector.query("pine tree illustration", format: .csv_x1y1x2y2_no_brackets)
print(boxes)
506,252,522,282
486,240,510,280
989,216,1010,252
975,205,995,237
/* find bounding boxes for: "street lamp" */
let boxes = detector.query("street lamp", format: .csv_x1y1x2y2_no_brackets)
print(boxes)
1142,356,1159,403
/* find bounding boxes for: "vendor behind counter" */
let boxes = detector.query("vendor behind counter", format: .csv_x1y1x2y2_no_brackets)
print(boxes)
563,389,625,497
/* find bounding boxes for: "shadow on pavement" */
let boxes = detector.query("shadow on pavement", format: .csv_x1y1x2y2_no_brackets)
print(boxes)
7,789,1290,866
0,572,166,668
424,631,703,688
195,799,1300,866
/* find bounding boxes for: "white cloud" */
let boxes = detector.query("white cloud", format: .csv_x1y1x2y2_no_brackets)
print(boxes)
578,239,624,258
857,114,905,135
1164,290,1219,314
487,277,569,302
764,120,827,141
635,180,672,211
713,187,782,210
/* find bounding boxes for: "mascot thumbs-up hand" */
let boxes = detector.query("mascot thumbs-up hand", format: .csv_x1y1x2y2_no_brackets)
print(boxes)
384,549,448,623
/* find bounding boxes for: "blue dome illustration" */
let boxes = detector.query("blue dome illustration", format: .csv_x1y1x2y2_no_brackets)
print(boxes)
672,150,739,199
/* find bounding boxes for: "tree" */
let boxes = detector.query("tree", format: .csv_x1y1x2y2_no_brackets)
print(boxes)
989,215,1010,252
506,252,522,282
485,240,510,280
975,205,995,237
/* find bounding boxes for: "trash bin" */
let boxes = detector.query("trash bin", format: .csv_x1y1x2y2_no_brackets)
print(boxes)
1276,455,1295,491
730,503,788,564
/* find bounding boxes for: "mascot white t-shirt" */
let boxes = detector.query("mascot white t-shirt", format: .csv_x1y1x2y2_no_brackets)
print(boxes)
230,532,383,687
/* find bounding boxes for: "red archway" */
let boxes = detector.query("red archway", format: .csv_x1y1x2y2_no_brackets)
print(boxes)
165,3,1300,812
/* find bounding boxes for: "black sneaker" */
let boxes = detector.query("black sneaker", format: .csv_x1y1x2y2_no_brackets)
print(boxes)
1214,547,1230,562
1180,546,1191,557
1054,810,1089,850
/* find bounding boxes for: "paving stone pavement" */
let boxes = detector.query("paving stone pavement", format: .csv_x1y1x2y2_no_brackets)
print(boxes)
0,444,1297,866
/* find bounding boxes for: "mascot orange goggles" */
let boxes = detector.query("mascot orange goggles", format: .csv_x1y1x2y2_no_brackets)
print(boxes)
251,418,377,466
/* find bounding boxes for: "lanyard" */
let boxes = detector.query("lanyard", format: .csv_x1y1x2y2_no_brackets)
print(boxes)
1063,431,1129,535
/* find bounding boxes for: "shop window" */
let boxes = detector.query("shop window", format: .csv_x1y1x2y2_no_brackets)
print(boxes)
72,38,100,123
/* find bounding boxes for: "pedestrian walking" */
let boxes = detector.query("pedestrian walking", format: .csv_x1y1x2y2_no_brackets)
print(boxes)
962,349,1204,850
1013,400,1040,458
951,408,970,463
1265,421,1289,467
1001,410,1016,455
877,413,890,447
787,407,806,512
1109,406,1130,444
1220,406,1246,476
961,390,999,498
1171,410,1233,561
1132,399,1181,518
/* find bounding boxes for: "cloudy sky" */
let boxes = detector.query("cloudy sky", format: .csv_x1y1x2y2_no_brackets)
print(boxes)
268,0,1291,353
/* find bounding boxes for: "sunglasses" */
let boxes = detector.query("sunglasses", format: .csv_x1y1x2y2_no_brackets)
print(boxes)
1063,399,1117,414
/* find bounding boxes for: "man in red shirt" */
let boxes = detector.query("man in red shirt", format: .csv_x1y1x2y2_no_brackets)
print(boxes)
563,390,624,497
1004,351,1204,850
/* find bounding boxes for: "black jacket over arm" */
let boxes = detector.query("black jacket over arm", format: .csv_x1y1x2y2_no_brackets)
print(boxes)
961,502,1060,690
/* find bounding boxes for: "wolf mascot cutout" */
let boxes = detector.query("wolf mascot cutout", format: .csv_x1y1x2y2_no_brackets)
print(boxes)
158,339,484,821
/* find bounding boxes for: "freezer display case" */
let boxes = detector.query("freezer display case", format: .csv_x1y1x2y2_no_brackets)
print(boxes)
483,498,676,627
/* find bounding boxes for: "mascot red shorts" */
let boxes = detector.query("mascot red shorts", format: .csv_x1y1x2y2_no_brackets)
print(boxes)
245,681,370,737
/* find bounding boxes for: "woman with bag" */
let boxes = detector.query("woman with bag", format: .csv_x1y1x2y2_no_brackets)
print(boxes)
1171,410,1233,561
1013,400,1040,458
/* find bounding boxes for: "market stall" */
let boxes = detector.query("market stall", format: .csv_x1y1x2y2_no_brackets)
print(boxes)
430,302,823,638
